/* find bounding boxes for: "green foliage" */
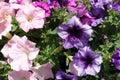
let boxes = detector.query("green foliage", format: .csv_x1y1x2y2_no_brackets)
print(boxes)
88,8,120,80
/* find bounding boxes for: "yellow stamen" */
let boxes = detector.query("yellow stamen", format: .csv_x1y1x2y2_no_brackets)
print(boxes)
27,17,32,22
3,12,8,19
4,32,12,39
22,77,27,80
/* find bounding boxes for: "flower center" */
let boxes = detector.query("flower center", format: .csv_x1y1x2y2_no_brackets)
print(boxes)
57,0,68,6
22,77,27,80
94,0,98,3
27,17,32,22
3,12,8,19
82,54,93,66
68,25,83,39
85,56,93,65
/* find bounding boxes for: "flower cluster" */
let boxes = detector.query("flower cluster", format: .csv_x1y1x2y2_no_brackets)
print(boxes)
0,0,120,80
1,35,54,80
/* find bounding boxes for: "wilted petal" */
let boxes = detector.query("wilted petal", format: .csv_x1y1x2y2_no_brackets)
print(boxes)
69,61,85,76
32,62,54,79
8,70,37,80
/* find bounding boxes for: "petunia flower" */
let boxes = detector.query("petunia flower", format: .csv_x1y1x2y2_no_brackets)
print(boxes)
89,0,112,27
9,0,32,5
90,6,105,26
16,4,45,32
111,3,120,14
47,0,60,9
57,16,93,49
8,70,37,80
31,62,54,80
55,70,78,80
1,35,39,71
69,46,102,76
76,5,95,25
89,0,112,9
112,48,120,70
0,2,14,39
9,0,32,9
33,1,51,17
47,0,76,11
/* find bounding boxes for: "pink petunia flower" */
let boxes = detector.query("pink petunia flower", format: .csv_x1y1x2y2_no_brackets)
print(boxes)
8,70,37,80
9,0,32,9
33,1,51,17
32,62,54,80
0,2,15,39
1,35,39,71
16,4,45,32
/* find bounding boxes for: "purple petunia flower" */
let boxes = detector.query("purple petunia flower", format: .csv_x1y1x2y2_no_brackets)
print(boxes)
90,0,104,8
55,70,78,80
57,0,68,6
112,48,120,70
76,5,95,26
89,0,112,27
57,16,93,49
48,0,76,7
111,3,120,14
47,0,76,11
89,0,112,9
90,6,105,26
47,0,60,9
69,46,102,76
33,1,51,17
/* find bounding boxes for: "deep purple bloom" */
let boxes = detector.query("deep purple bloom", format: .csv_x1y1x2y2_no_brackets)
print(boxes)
57,16,93,49
90,7,105,19
48,0,75,7
89,0,112,26
32,0,39,2
47,0,60,9
111,3,120,14
47,0,67,7
69,46,102,76
47,0,76,10
33,1,51,17
90,0,104,8
76,5,95,25
55,70,78,80
90,6,105,26
57,0,68,6
89,0,112,9
112,48,120,70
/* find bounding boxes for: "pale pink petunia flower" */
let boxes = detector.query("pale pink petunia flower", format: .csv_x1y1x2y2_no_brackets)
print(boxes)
8,70,37,80
9,0,32,4
1,35,39,71
32,62,54,80
16,4,45,32
9,0,32,9
0,2,15,39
